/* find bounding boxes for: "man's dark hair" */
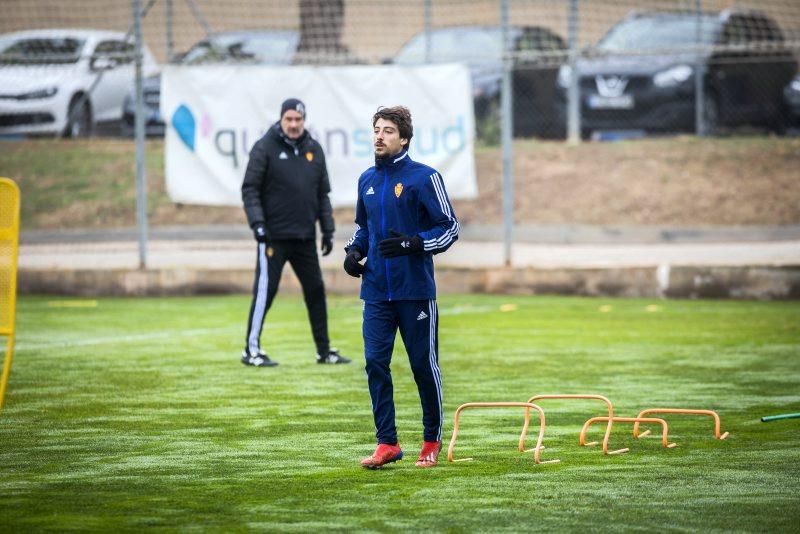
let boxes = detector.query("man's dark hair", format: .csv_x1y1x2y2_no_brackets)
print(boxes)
373,106,413,149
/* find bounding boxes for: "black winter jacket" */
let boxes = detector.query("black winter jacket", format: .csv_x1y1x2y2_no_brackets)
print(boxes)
241,122,334,240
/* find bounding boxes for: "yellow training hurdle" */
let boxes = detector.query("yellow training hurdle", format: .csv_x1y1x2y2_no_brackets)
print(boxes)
580,416,678,450
448,402,560,465
0,178,20,413
449,396,728,468
520,394,630,455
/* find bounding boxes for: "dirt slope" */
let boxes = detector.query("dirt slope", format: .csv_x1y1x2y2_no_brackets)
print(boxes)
4,136,799,231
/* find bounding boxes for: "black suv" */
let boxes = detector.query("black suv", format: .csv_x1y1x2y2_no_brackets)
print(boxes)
393,25,566,138
556,10,797,137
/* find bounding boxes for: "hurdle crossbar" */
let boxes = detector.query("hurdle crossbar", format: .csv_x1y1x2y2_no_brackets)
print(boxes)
633,408,729,440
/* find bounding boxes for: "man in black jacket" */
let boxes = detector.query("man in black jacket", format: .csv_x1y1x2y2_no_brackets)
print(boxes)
240,98,350,367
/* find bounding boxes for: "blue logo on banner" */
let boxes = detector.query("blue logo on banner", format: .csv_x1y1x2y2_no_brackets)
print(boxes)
172,104,195,151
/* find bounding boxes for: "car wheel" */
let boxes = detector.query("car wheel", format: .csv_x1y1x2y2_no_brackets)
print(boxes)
768,101,788,136
63,97,92,138
701,93,719,136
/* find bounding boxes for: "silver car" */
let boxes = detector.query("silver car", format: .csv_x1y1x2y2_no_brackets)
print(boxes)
0,29,158,137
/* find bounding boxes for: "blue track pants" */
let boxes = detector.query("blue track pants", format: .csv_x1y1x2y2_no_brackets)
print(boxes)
363,299,443,444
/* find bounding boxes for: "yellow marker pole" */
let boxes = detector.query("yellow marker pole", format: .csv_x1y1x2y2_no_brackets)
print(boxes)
0,178,20,413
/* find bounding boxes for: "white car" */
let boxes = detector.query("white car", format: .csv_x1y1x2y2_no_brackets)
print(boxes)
0,29,158,137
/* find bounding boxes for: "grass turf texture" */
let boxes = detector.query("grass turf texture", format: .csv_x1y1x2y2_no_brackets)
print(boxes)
1,294,799,531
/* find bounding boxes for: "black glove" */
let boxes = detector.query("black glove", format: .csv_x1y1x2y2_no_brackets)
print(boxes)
252,224,269,243
343,249,365,278
378,230,423,258
321,234,333,257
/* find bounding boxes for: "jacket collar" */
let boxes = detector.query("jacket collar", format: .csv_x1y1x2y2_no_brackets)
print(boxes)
375,149,410,169
271,121,309,149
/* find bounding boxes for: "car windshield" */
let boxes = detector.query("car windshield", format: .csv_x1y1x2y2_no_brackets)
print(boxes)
597,15,719,52
180,32,299,64
395,27,516,65
0,37,85,65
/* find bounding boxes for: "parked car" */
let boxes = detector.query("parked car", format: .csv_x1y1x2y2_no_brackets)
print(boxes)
122,29,300,136
555,10,797,137
0,29,158,137
392,25,567,138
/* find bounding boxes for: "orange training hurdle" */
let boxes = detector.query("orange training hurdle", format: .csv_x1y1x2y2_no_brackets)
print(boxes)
519,394,629,455
448,402,560,465
581,416,678,449
632,408,729,440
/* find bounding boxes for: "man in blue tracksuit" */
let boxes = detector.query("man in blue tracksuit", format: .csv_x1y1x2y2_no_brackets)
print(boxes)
343,106,459,469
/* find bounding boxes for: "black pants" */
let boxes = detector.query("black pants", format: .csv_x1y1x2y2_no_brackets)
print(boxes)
245,239,329,357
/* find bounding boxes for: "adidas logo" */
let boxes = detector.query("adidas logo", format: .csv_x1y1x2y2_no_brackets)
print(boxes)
366,186,375,195
416,310,428,321
279,151,288,159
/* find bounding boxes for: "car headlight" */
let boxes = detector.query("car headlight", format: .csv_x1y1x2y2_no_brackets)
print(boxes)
791,78,800,92
557,65,572,88
17,87,59,100
653,65,693,88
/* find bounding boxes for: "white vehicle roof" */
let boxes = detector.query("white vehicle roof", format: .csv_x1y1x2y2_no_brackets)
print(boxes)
0,28,160,74
0,28,130,42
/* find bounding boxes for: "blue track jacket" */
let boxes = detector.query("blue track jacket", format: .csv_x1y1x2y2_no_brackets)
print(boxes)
345,150,459,301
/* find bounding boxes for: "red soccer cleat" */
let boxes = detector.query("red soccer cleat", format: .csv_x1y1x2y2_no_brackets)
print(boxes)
360,443,403,469
415,440,442,468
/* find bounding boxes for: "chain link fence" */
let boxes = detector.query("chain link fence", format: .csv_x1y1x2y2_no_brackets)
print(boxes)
1,0,798,142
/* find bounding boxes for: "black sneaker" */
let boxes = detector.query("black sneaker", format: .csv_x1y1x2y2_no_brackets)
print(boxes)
316,348,351,364
241,350,279,367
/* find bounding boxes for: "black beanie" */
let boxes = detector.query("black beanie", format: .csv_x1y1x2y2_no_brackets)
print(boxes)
280,98,306,118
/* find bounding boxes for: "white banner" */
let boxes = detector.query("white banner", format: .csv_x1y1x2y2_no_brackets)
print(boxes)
161,64,477,208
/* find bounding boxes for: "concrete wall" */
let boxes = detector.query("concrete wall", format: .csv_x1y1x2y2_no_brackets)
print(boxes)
19,264,800,299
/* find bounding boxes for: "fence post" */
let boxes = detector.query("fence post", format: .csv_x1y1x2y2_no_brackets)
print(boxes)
500,0,514,267
133,0,148,269
424,0,432,63
166,0,175,63
566,0,580,144
694,0,706,136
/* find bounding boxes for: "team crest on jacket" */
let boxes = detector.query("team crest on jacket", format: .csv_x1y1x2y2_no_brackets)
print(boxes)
305,152,314,162
394,183,403,198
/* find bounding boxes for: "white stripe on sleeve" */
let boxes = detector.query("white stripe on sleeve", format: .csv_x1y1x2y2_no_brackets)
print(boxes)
423,172,458,251
345,223,362,248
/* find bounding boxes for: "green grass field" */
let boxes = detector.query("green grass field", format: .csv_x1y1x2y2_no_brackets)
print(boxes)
2,294,799,531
